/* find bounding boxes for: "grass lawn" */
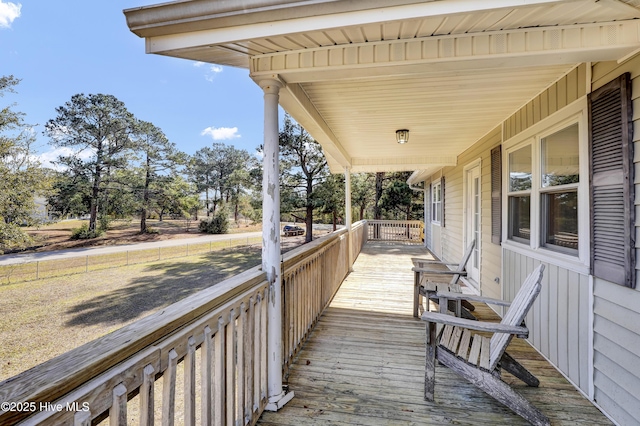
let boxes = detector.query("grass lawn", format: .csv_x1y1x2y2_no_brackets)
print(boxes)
0,246,262,381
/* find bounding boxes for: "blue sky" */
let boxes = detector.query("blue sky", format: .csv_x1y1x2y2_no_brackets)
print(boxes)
0,1,267,167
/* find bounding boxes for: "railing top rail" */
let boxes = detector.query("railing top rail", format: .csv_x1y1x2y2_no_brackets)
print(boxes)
0,266,267,424
282,227,347,270
366,220,423,224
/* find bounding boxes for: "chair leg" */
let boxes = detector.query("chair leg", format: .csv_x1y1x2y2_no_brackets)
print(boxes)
462,299,476,311
424,321,436,401
438,349,550,426
428,296,477,320
499,352,540,387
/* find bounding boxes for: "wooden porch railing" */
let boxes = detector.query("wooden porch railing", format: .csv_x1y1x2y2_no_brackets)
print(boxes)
0,221,367,426
366,220,423,243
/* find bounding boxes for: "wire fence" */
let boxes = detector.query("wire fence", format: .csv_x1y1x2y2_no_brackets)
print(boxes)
0,236,263,285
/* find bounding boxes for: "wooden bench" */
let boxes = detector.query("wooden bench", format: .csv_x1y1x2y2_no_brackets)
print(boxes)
411,240,476,319
422,264,549,426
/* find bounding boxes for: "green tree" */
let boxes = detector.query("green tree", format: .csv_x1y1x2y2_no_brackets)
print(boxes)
133,120,185,233
153,174,198,223
0,76,51,253
188,146,216,216
47,166,92,218
279,114,328,243
379,172,424,221
314,173,344,231
45,94,137,234
188,143,255,218
351,173,375,220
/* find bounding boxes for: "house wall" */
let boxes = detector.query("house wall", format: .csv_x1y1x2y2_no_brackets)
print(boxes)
433,59,640,425
503,64,588,139
588,57,640,426
503,250,591,396
440,126,503,300
494,64,595,400
425,59,640,425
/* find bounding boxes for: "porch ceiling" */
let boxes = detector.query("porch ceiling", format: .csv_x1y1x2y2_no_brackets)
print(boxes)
125,0,640,174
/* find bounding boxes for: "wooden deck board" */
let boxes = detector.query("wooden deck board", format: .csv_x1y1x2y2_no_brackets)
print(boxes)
258,242,611,425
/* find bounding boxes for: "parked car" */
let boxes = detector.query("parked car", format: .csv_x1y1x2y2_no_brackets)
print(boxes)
283,225,304,236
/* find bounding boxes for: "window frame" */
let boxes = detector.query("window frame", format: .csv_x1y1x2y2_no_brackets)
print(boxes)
431,180,442,225
502,103,589,271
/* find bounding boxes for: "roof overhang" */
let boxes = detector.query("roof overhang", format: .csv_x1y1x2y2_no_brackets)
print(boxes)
125,0,640,174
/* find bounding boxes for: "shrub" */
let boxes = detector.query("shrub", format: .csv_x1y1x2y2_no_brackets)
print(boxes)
0,222,33,254
98,215,111,231
199,210,229,234
144,226,160,234
71,223,104,240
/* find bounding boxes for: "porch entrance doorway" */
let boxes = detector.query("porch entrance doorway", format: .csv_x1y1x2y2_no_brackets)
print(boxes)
464,162,481,292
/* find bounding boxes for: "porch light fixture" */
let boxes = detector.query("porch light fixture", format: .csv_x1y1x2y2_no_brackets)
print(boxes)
396,129,409,144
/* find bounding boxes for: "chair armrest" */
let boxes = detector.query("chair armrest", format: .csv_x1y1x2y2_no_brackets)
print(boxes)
421,312,528,336
412,267,467,276
411,258,460,267
434,291,511,307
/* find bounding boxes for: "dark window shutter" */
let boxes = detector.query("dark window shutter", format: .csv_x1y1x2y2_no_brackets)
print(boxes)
588,72,635,288
441,176,445,228
491,145,502,244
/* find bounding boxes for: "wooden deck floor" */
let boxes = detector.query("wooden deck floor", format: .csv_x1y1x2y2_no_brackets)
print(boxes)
258,242,611,425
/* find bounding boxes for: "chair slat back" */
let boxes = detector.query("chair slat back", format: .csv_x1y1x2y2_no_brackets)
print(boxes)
488,264,545,370
449,239,476,286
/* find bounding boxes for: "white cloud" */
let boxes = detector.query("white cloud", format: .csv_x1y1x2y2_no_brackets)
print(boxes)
0,1,21,28
201,126,240,140
204,64,223,82
35,146,95,171
193,61,205,67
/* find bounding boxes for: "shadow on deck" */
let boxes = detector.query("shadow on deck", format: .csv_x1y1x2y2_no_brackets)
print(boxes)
258,242,610,425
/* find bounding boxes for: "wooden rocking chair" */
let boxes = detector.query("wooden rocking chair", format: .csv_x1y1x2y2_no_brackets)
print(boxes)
421,264,549,426
412,239,476,319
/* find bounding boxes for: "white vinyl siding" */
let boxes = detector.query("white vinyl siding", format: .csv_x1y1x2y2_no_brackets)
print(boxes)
503,250,591,395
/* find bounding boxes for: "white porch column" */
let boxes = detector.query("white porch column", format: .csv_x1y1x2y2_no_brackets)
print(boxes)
259,76,294,411
344,167,353,271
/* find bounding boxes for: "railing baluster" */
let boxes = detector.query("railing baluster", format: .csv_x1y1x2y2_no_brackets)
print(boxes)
184,337,197,426
110,383,127,426
202,326,214,426
140,364,155,426
244,297,255,424
225,309,236,426
260,290,268,402
253,293,262,411
74,410,91,426
236,303,246,424
214,317,226,426
162,349,178,426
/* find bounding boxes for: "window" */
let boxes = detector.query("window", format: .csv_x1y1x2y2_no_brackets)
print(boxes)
507,145,532,242
541,124,579,253
431,181,441,224
506,121,580,256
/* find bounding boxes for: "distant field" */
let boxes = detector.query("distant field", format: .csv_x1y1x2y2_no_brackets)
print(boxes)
21,218,262,254
0,246,263,381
